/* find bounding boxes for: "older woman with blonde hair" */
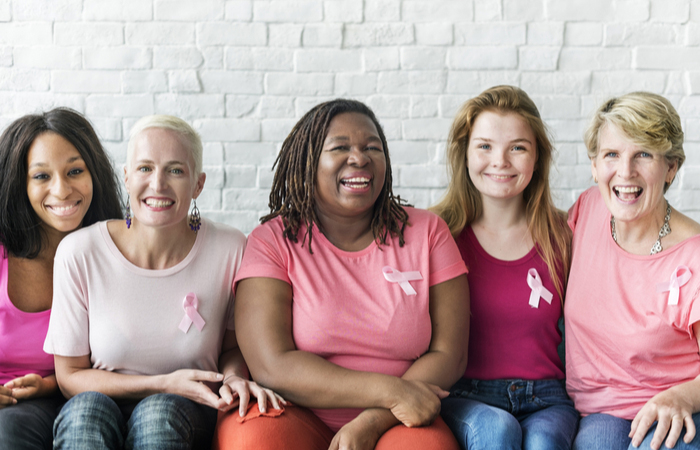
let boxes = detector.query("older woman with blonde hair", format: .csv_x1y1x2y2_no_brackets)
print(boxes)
45,115,281,449
566,92,700,450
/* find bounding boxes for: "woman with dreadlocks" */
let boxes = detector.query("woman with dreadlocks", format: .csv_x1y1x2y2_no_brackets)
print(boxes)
213,99,469,450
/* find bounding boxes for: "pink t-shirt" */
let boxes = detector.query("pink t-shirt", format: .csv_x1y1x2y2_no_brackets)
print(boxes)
457,226,564,381
44,219,244,376
565,188,700,419
0,245,54,384
235,207,467,431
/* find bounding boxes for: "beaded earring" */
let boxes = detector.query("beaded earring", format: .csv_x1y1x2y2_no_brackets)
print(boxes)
188,200,201,233
125,198,132,229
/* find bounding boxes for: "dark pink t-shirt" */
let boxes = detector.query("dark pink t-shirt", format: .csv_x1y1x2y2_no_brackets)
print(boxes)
457,226,565,381
0,244,54,384
235,207,467,431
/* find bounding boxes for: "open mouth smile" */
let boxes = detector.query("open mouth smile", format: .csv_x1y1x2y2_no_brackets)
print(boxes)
340,177,371,190
144,198,175,208
613,186,642,201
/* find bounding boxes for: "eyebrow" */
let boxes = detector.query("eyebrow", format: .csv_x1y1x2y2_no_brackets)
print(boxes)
325,135,383,144
472,137,533,144
135,159,187,165
29,155,84,169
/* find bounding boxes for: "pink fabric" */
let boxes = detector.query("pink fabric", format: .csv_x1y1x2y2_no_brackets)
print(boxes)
565,187,700,419
235,207,467,432
0,245,54,384
44,219,244,376
456,226,565,381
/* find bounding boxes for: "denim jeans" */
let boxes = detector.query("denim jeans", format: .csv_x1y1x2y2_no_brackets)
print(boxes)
574,412,700,450
0,394,64,450
441,378,579,450
53,391,217,450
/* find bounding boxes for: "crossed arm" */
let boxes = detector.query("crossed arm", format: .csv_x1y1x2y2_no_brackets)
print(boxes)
234,273,470,448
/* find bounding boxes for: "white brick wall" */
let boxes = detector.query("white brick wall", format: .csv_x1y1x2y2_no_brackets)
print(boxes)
1,0,700,233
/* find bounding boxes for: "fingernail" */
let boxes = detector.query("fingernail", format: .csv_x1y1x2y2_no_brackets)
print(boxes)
261,407,266,413
216,374,224,380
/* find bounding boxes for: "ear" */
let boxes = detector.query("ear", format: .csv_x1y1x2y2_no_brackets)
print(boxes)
591,157,598,184
192,172,206,199
665,159,679,186
123,165,129,189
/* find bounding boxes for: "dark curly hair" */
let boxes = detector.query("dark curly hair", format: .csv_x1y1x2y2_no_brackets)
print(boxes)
262,98,409,252
0,108,123,258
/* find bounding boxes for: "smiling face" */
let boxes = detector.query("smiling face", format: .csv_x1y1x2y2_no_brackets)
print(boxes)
467,110,537,205
592,123,677,225
125,127,205,230
314,112,387,224
26,132,93,236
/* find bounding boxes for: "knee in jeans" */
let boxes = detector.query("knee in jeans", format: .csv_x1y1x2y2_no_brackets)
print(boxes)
57,391,120,428
129,394,195,438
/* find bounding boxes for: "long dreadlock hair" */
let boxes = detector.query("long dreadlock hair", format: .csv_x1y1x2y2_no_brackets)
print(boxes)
262,98,409,253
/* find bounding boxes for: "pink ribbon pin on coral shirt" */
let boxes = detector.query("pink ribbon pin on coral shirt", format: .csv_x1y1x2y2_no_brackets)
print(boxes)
527,268,553,308
656,265,692,306
383,266,422,296
178,292,206,333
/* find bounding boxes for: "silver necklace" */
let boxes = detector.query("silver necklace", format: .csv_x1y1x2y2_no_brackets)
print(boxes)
611,200,671,255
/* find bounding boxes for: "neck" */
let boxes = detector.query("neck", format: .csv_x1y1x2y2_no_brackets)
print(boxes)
37,225,70,262
474,195,528,231
613,200,668,255
315,209,375,252
121,219,197,269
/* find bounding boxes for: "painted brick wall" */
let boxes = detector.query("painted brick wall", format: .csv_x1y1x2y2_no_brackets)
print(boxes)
1,0,699,233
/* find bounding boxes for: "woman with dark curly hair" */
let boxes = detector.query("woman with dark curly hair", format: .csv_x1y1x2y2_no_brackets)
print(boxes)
214,99,469,450
0,108,122,449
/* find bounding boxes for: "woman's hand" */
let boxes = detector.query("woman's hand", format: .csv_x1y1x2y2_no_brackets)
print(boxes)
4,374,56,401
218,375,286,416
387,379,448,428
329,413,385,450
0,385,17,409
162,369,226,409
630,387,696,449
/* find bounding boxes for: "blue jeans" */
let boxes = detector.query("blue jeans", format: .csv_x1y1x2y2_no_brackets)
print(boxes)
575,412,700,450
441,378,579,450
0,394,64,450
53,391,217,450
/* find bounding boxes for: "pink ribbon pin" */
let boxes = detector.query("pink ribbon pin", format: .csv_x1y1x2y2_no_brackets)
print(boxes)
383,266,422,296
656,265,692,306
527,268,553,308
178,293,206,333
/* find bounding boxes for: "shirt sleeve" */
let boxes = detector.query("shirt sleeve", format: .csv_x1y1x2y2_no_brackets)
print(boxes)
428,214,468,286
43,239,91,357
234,221,291,289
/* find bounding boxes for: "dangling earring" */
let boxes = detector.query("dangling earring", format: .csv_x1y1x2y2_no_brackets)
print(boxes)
594,176,598,183
188,199,201,233
125,198,132,229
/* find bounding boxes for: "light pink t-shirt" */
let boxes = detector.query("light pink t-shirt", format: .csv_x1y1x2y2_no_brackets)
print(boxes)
0,245,54,384
565,187,700,419
44,219,245,376
235,207,467,431
457,227,564,381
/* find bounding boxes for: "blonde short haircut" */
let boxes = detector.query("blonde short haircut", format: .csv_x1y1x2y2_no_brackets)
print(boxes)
127,115,203,176
584,92,684,191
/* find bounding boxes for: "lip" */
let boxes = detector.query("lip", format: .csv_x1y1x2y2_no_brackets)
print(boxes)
485,173,516,182
46,201,81,217
339,171,373,193
612,184,643,205
142,196,175,210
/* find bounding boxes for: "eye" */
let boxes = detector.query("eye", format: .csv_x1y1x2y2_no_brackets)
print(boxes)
138,166,151,172
603,151,618,158
478,144,490,150
31,173,49,181
512,145,527,151
171,168,184,174
638,151,653,158
68,168,85,176
366,146,383,152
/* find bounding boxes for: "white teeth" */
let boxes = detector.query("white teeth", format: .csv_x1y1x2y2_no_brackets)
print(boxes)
145,199,174,207
50,204,77,212
615,187,641,193
490,175,512,180
343,177,370,183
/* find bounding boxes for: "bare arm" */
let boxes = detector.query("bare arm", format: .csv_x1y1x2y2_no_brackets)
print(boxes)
629,321,700,449
54,355,225,409
4,374,58,401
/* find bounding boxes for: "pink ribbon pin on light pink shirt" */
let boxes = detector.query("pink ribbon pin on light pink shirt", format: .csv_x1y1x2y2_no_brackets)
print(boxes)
656,265,692,306
178,292,206,333
383,266,422,296
527,268,553,308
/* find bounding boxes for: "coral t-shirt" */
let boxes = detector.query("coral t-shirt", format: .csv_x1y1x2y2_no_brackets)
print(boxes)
565,188,700,419
0,245,54,384
457,226,565,381
235,207,467,431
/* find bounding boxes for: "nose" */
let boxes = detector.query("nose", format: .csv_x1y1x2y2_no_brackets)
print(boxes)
50,174,72,199
618,155,635,179
347,147,370,167
491,149,509,167
150,168,167,191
